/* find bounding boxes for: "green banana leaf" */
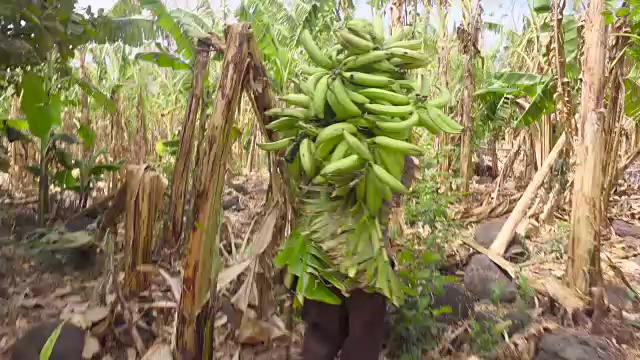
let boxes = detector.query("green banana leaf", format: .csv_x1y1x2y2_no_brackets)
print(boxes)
135,52,192,71
74,77,116,114
533,0,551,14
20,73,60,139
140,0,195,61
495,72,542,87
516,76,556,127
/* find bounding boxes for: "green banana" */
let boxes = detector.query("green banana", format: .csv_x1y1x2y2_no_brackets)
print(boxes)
313,75,330,119
294,77,314,97
342,72,395,87
278,94,311,108
346,88,371,104
264,107,310,119
371,163,409,194
371,126,411,140
376,112,419,132
342,51,393,70
425,105,463,133
299,138,316,177
315,122,358,145
346,20,373,40
337,29,375,52
265,117,298,131
364,103,414,117
371,60,400,73
356,176,367,204
417,109,443,135
298,121,321,136
358,88,410,105
365,169,382,215
342,130,373,161
330,139,350,163
326,86,348,120
320,154,364,175
257,137,295,151
300,29,333,69
384,26,412,46
306,71,327,92
375,147,404,180
300,66,328,76
395,79,419,91
315,135,344,159
395,60,430,70
386,47,429,62
346,117,370,126
427,88,451,108
371,136,424,156
383,39,422,51
372,15,385,44
330,77,362,119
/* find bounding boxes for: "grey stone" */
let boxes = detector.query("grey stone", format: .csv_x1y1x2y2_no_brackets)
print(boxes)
429,283,476,323
464,254,517,302
535,331,615,360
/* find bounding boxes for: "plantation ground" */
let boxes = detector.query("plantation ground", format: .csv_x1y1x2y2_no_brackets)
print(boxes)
1,158,640,359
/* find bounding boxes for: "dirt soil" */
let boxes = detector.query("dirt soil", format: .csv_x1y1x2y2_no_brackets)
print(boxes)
2,164,640,360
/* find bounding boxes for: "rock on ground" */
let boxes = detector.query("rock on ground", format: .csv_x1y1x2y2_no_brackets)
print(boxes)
430,283,476,323
464,254,517,302
474,216,529,263
611,219,640,239
11,321,85,360
534,330,615,360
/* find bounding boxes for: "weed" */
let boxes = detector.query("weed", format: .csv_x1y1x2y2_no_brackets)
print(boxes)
385,163,463,359
517,273,535,305
469,319,502,356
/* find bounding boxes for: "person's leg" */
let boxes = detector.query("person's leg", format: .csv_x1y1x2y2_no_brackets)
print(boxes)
301,294,348,360
339,289,388,360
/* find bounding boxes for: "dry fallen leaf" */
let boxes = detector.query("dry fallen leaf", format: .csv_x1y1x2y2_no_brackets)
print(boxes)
141,343,173,360
84,306,110,325
50,285,73,298
238,315,270,345
82,333,101,359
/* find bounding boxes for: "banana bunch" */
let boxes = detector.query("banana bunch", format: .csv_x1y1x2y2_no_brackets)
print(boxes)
260,16,463,306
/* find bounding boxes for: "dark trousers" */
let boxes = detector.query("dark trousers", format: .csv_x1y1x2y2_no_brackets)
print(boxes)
301,288,387,360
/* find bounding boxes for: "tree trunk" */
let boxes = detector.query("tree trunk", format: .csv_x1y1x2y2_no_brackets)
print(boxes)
176,24,253,360
602,16,630,210
489,129,498,178
437,0,451,175
566,0,607,293
390,0,405,32
458,0,481,192
79,47,91,159
164,37,214,248
134,92,148,164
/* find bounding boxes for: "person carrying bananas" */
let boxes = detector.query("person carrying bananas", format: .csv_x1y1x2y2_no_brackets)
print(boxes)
259,14,460,360
296,156,418,360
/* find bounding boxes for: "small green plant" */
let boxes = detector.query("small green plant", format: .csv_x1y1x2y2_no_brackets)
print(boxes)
405,165,462,227
517,273,535,305
491,282,506,305
469,319,502,356
39,320,66,360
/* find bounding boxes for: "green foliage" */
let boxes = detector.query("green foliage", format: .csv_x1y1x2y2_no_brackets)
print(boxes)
140,0,195,60
405,167,462,227
386,229,457,358
135,52,192,71
274,230,343,305
39,321,66,360
469,319,502,356
20,72,61,139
